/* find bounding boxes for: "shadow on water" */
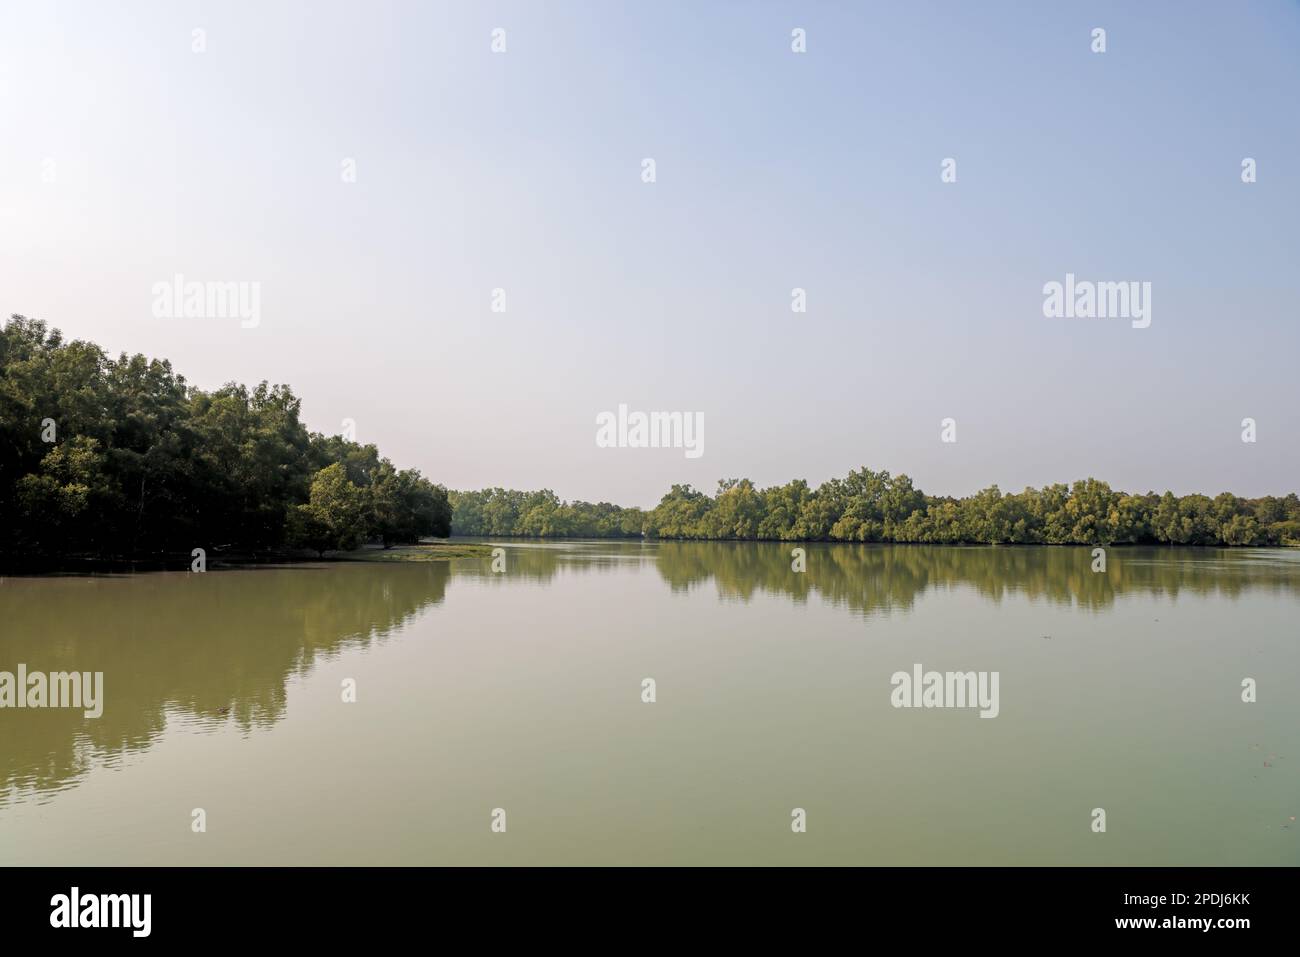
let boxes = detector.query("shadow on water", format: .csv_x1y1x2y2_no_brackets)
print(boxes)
2,542,1297,804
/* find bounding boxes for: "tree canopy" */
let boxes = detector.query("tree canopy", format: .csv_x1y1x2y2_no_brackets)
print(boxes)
1,316,450,560
452,470,1300,547
6,316,1296,558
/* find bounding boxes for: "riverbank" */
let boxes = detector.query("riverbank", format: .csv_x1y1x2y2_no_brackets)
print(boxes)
0,541,492,575
7,538,1299,576
340,542,492,562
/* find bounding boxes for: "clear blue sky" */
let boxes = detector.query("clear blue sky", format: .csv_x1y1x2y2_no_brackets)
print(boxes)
2,1,1297,505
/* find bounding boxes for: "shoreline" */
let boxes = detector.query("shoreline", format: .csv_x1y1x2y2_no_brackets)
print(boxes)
0,541,492,576
2,538,1294,576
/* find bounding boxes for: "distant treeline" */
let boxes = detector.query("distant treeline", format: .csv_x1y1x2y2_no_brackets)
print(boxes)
452,474,1300,546
6,317,1297,558
0,317,449,559
450,489,646,539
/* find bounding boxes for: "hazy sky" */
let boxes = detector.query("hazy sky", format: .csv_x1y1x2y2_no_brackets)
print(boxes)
2,1,1297,506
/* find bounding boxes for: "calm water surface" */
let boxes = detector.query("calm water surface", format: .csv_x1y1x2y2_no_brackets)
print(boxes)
1,542,1297,865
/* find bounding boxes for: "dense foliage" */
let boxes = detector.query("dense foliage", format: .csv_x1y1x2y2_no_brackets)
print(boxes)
6,317,1295,556
449,488,646,538
0,316,450,559
453,472,1300,547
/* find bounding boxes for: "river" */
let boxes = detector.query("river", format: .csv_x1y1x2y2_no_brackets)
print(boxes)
1,542,1296,864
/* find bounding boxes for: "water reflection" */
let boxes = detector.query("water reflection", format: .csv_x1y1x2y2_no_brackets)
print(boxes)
0,563,449,804
1,543,1296,806
478,541,1300,614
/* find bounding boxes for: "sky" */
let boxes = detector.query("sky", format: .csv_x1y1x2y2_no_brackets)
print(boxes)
2,0,1297,507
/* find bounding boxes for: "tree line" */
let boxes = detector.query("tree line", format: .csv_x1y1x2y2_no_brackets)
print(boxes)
6,317,1296,558
0,316,450,560
449,488,646,538
452,472,1300,547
